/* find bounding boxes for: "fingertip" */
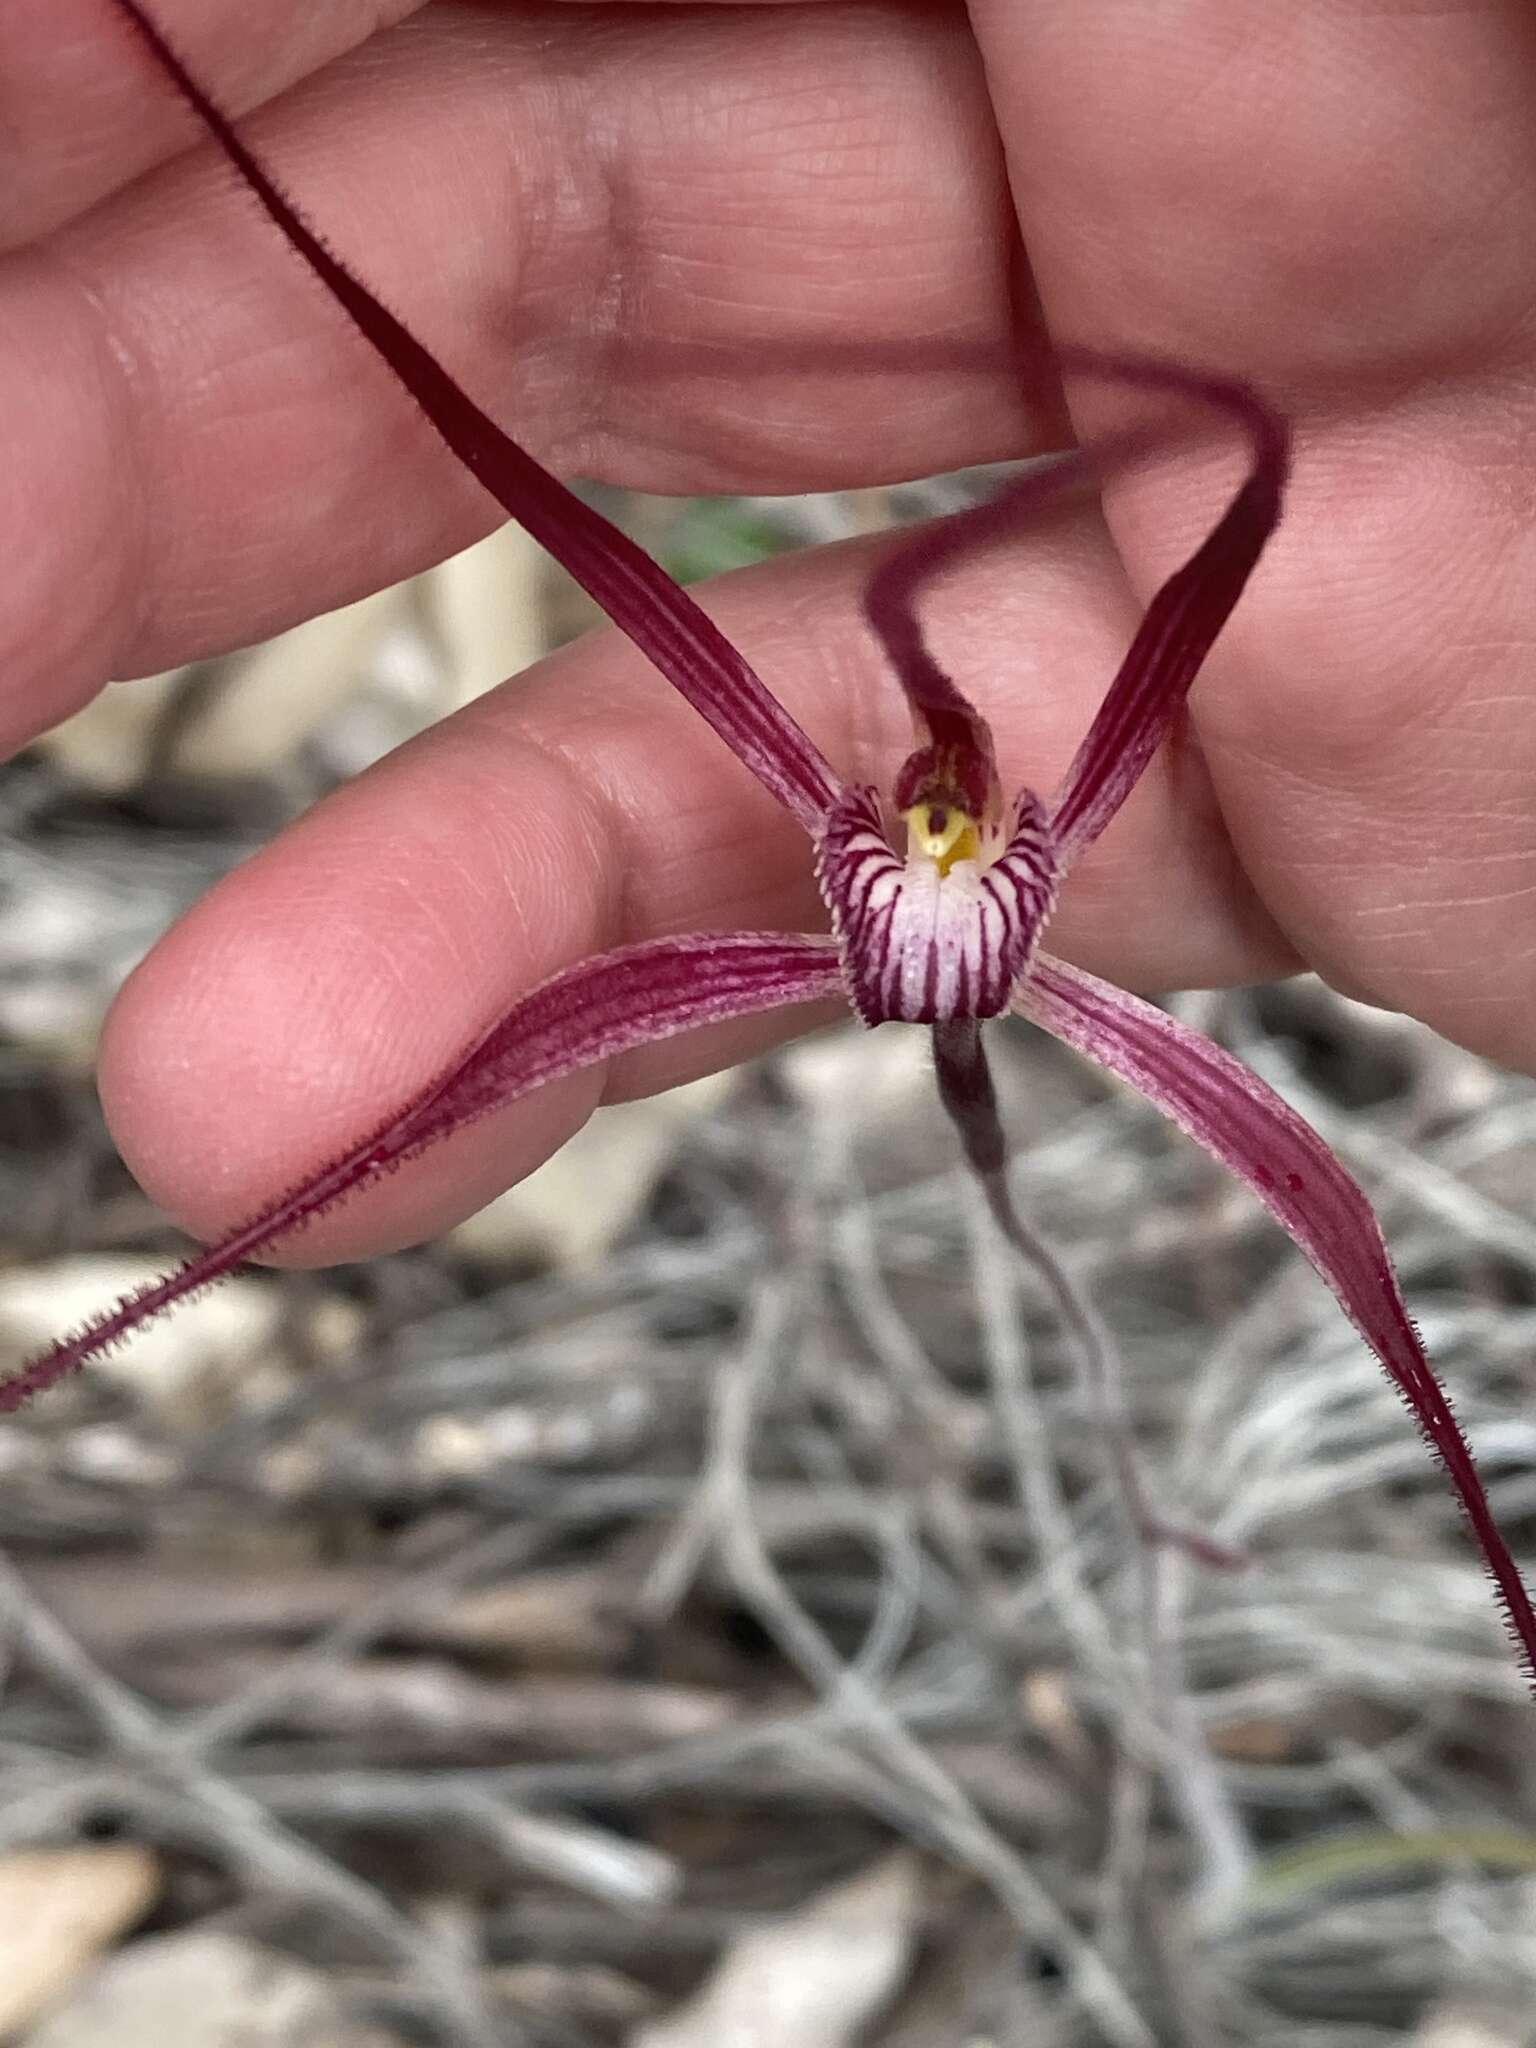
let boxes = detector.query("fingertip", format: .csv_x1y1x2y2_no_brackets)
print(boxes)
97,711,615,1261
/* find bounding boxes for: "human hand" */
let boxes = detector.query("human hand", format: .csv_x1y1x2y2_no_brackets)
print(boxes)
5,0,1534,1263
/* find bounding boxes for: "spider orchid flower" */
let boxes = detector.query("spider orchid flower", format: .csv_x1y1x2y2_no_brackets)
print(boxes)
12,0,1536,1688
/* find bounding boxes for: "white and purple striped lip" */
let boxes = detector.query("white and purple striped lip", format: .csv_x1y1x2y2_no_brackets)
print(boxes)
816,780,1057,1026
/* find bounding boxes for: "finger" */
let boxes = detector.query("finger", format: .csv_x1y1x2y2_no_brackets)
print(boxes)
971,0,1536,1070
2,0,883,254
3,0,1040,756
973,1,1536,389
0,0,420,250
97,504,1296,1265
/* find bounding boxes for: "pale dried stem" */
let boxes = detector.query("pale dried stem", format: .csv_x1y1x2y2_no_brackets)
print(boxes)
0,1556,498,2045
689,1265,1159,2048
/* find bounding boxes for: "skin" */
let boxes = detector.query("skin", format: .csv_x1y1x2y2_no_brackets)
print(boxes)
3,0,1535,1263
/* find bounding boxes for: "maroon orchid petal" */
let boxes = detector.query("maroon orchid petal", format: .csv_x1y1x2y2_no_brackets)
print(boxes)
108,0,842,833
863,444,1135,848
1048,352,1290,863
816,786,1057,1025
1017,955,1536,1684
864,430,1149,759
1,934,843,1411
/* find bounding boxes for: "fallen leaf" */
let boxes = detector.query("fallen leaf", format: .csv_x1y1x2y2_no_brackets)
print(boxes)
23,1929,365,2048
633,1853,921,2048
0,1844,158,2037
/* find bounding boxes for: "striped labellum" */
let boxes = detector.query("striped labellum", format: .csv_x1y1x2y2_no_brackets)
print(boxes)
817,783,1057,1025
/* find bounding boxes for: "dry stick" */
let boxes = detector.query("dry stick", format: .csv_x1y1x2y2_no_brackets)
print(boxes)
959,1178,1120,1677
1172,1254,1319,1533
0,1556,498,2047
161,1517,555,1757
642,1338,1040,1859
957,1178,1160,1973
960,1164,1256,1930
652,1080,1092,1870
824,1147,1167,1897
829,1183,1014,1610
236,1722,1060,1870
1039,1225,1166,1968
934,1009,1254,1918
404,1789,678,1912
144,1502,692,1912
714,1092,1016,1706
998,1203,1254,1924
1320,1731,1498,1978
645,1169,928,1698
694,1269,1158,2048
961,1198,1251,2047
804,1063,1008,1614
